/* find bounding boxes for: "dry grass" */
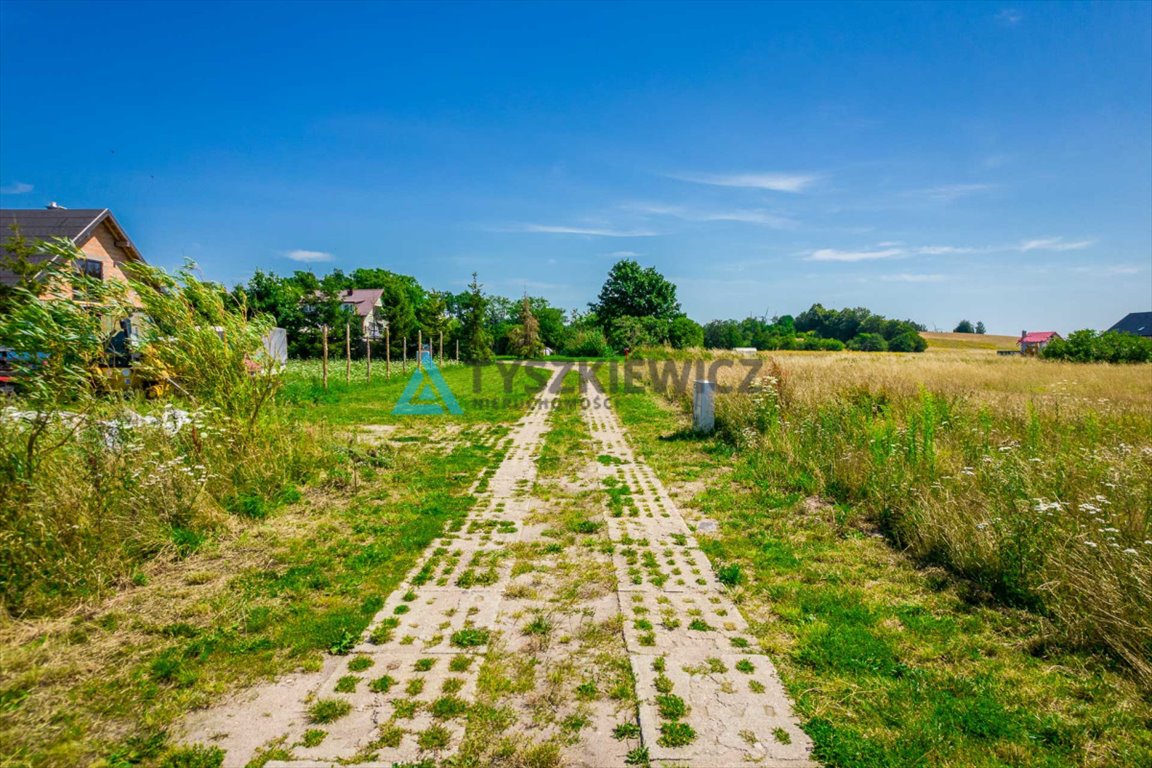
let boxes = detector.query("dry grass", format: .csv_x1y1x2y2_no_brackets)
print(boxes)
743,350,1152,412
921,331,1019,351
702,352,1152,687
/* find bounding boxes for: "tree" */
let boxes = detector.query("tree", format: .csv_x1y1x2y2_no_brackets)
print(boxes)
703,319,746,349
975,321,986,335
419,290,449,339
590,259,681,326
888,331,928,353
848,333,888,352
954,320,975,334
460,272,493,362
607,315,664,351
507,295,543,357
667,315,704,349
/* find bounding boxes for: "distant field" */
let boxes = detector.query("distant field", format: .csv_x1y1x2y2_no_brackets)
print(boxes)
920,330,1018,350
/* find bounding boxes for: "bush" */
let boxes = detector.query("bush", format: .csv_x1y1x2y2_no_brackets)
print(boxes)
562,328,613,358
848,333,888,352
1042,330,1152,363
887,332,928,353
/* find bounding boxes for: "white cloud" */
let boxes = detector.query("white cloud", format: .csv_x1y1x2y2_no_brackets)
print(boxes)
627,202,795,228
880,273,950,283
0,181,33,195
1071,264,1145,276
801,235,1094,265
806,247,904,262
671,171,818,193
286,249,334,263
502,224,658,237
996,8,1023,26
909,183,995,201
916,245,982,255
1018,237,1094,252
608,250,640,257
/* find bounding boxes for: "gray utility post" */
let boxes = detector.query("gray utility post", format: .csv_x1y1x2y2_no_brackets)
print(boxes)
693,380,716,433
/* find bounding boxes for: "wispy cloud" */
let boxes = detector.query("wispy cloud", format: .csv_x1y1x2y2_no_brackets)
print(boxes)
806,247,904,262
908,183,995,201
996,8,1023,26
627,202,796,228
1018,237,1094,252
803,237,1092,263
880,273,950,283
608,250,640,258
0,181,33,195
1071,264,1145,276
671,171,818,193
916,245,982,255
501,224,659,237
286,249,334,263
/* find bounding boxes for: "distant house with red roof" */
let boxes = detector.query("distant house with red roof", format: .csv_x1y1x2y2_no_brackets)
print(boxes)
1018,330,1060,356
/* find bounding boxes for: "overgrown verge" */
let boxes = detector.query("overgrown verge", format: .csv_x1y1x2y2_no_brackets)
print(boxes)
605,361,1152,767
1,248,323,616
710,358,1151,687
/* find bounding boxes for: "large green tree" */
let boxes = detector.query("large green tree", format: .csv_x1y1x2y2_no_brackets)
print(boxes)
590,259,681,326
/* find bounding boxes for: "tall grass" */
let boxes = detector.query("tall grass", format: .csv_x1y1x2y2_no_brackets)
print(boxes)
707,352,1152,686
0,252,329,616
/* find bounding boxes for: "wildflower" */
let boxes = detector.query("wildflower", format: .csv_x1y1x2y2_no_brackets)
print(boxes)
1085,541,1098,548
1123,549,1137,555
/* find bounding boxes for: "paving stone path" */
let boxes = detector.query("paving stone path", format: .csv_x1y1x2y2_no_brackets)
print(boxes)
182,364,813,767
580,367,813,766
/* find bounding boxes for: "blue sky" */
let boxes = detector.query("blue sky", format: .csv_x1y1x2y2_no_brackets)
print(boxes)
1,1,1149,333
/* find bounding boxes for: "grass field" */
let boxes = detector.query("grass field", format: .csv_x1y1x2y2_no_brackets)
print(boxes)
921,331,1020,351
606,351,1152,767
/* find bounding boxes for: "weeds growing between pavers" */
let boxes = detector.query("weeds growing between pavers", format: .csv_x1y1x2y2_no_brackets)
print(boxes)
607,365,1152,767
0,362,547,766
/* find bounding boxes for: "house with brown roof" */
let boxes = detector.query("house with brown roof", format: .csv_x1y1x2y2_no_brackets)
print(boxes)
0,205,145,304
1017,330,1061,356
337,288,387,338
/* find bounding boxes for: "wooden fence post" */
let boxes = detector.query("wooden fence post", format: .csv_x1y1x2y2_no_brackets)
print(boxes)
345,322,351,384
455,339,460,362
322,325,329,390
366,338,372,383
403,337,407,374
418,330,423,370
439,331,444,366
386,326,391,378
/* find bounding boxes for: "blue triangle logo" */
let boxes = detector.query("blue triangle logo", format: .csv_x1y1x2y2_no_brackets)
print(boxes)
393,351,463,415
